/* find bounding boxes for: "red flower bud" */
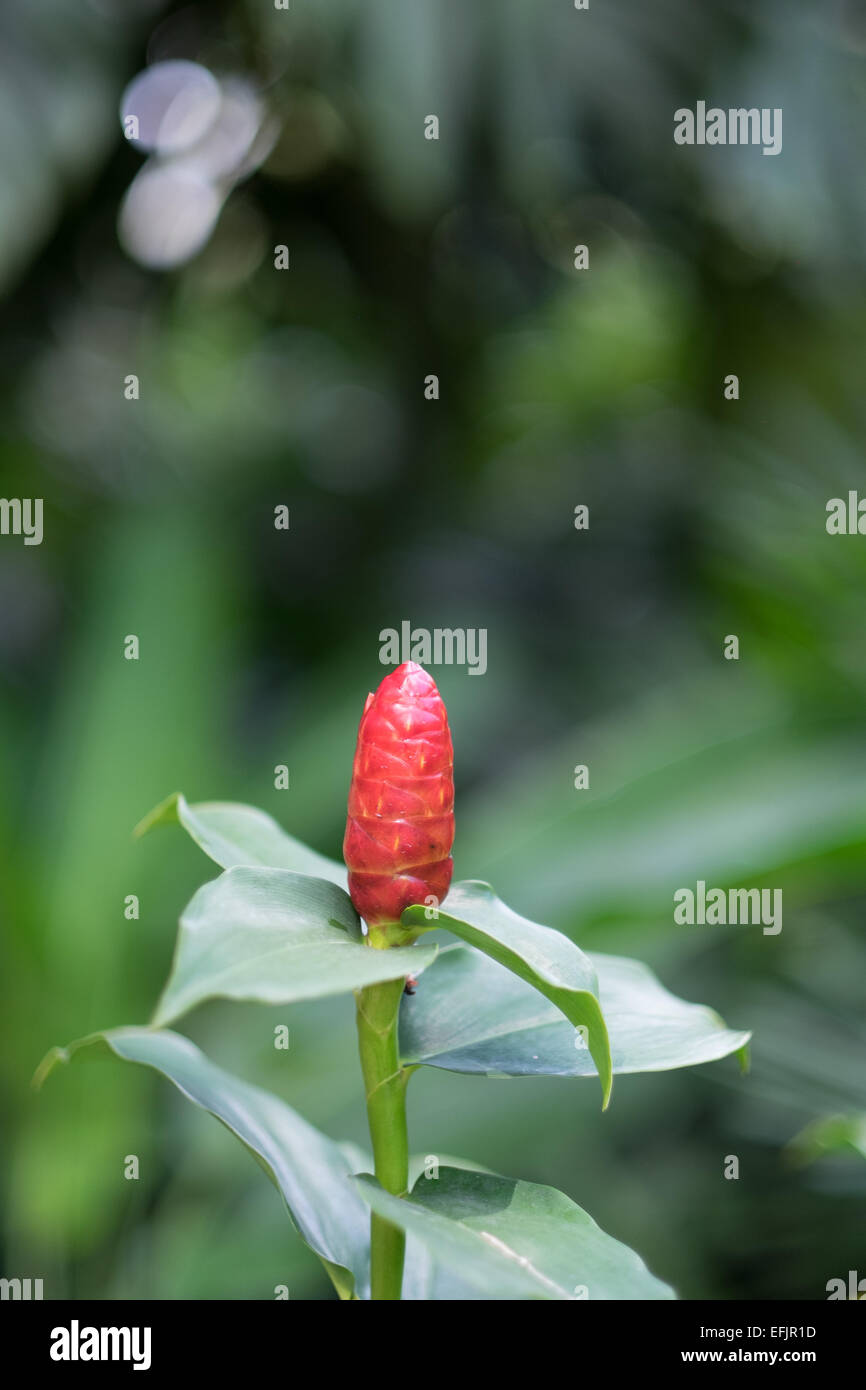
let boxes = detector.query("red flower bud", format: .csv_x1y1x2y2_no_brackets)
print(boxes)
344,662,454,937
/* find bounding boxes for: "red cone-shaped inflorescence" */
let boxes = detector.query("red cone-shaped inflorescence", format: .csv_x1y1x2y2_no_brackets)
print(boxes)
344,662,454,934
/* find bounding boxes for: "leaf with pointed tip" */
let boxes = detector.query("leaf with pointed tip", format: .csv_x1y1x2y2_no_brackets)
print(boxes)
400,943,750,1078
35,1029,372,1300
152,866,437,1026
403,883,612,1107
788,1113,866,1165
355,1167,674,1300
137,792,346,886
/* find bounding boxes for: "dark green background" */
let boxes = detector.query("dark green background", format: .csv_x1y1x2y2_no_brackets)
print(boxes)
1,0,865,1299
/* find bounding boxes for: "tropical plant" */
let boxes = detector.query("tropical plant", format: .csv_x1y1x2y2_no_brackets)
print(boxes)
36,664,749,1300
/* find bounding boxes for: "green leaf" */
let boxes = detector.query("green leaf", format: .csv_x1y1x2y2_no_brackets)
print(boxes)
152,866,438,1026
400,943,750,1079
401,1241,483,1300
403,882,613,1107
355,1167,674,1300
35,1029,372,1300
787,1113,866,1166
401,1155,510,1300
136,792,347,886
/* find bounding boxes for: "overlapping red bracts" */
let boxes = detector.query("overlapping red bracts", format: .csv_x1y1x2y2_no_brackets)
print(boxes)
344,662,454,928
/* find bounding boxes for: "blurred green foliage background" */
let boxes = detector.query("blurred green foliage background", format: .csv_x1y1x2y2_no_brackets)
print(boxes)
1,0,865,1299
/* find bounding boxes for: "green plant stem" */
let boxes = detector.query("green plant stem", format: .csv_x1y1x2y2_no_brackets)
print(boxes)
355,976,410,1300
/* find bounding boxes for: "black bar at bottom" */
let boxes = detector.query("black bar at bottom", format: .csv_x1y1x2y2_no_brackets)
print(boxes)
4,1298,861,1375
